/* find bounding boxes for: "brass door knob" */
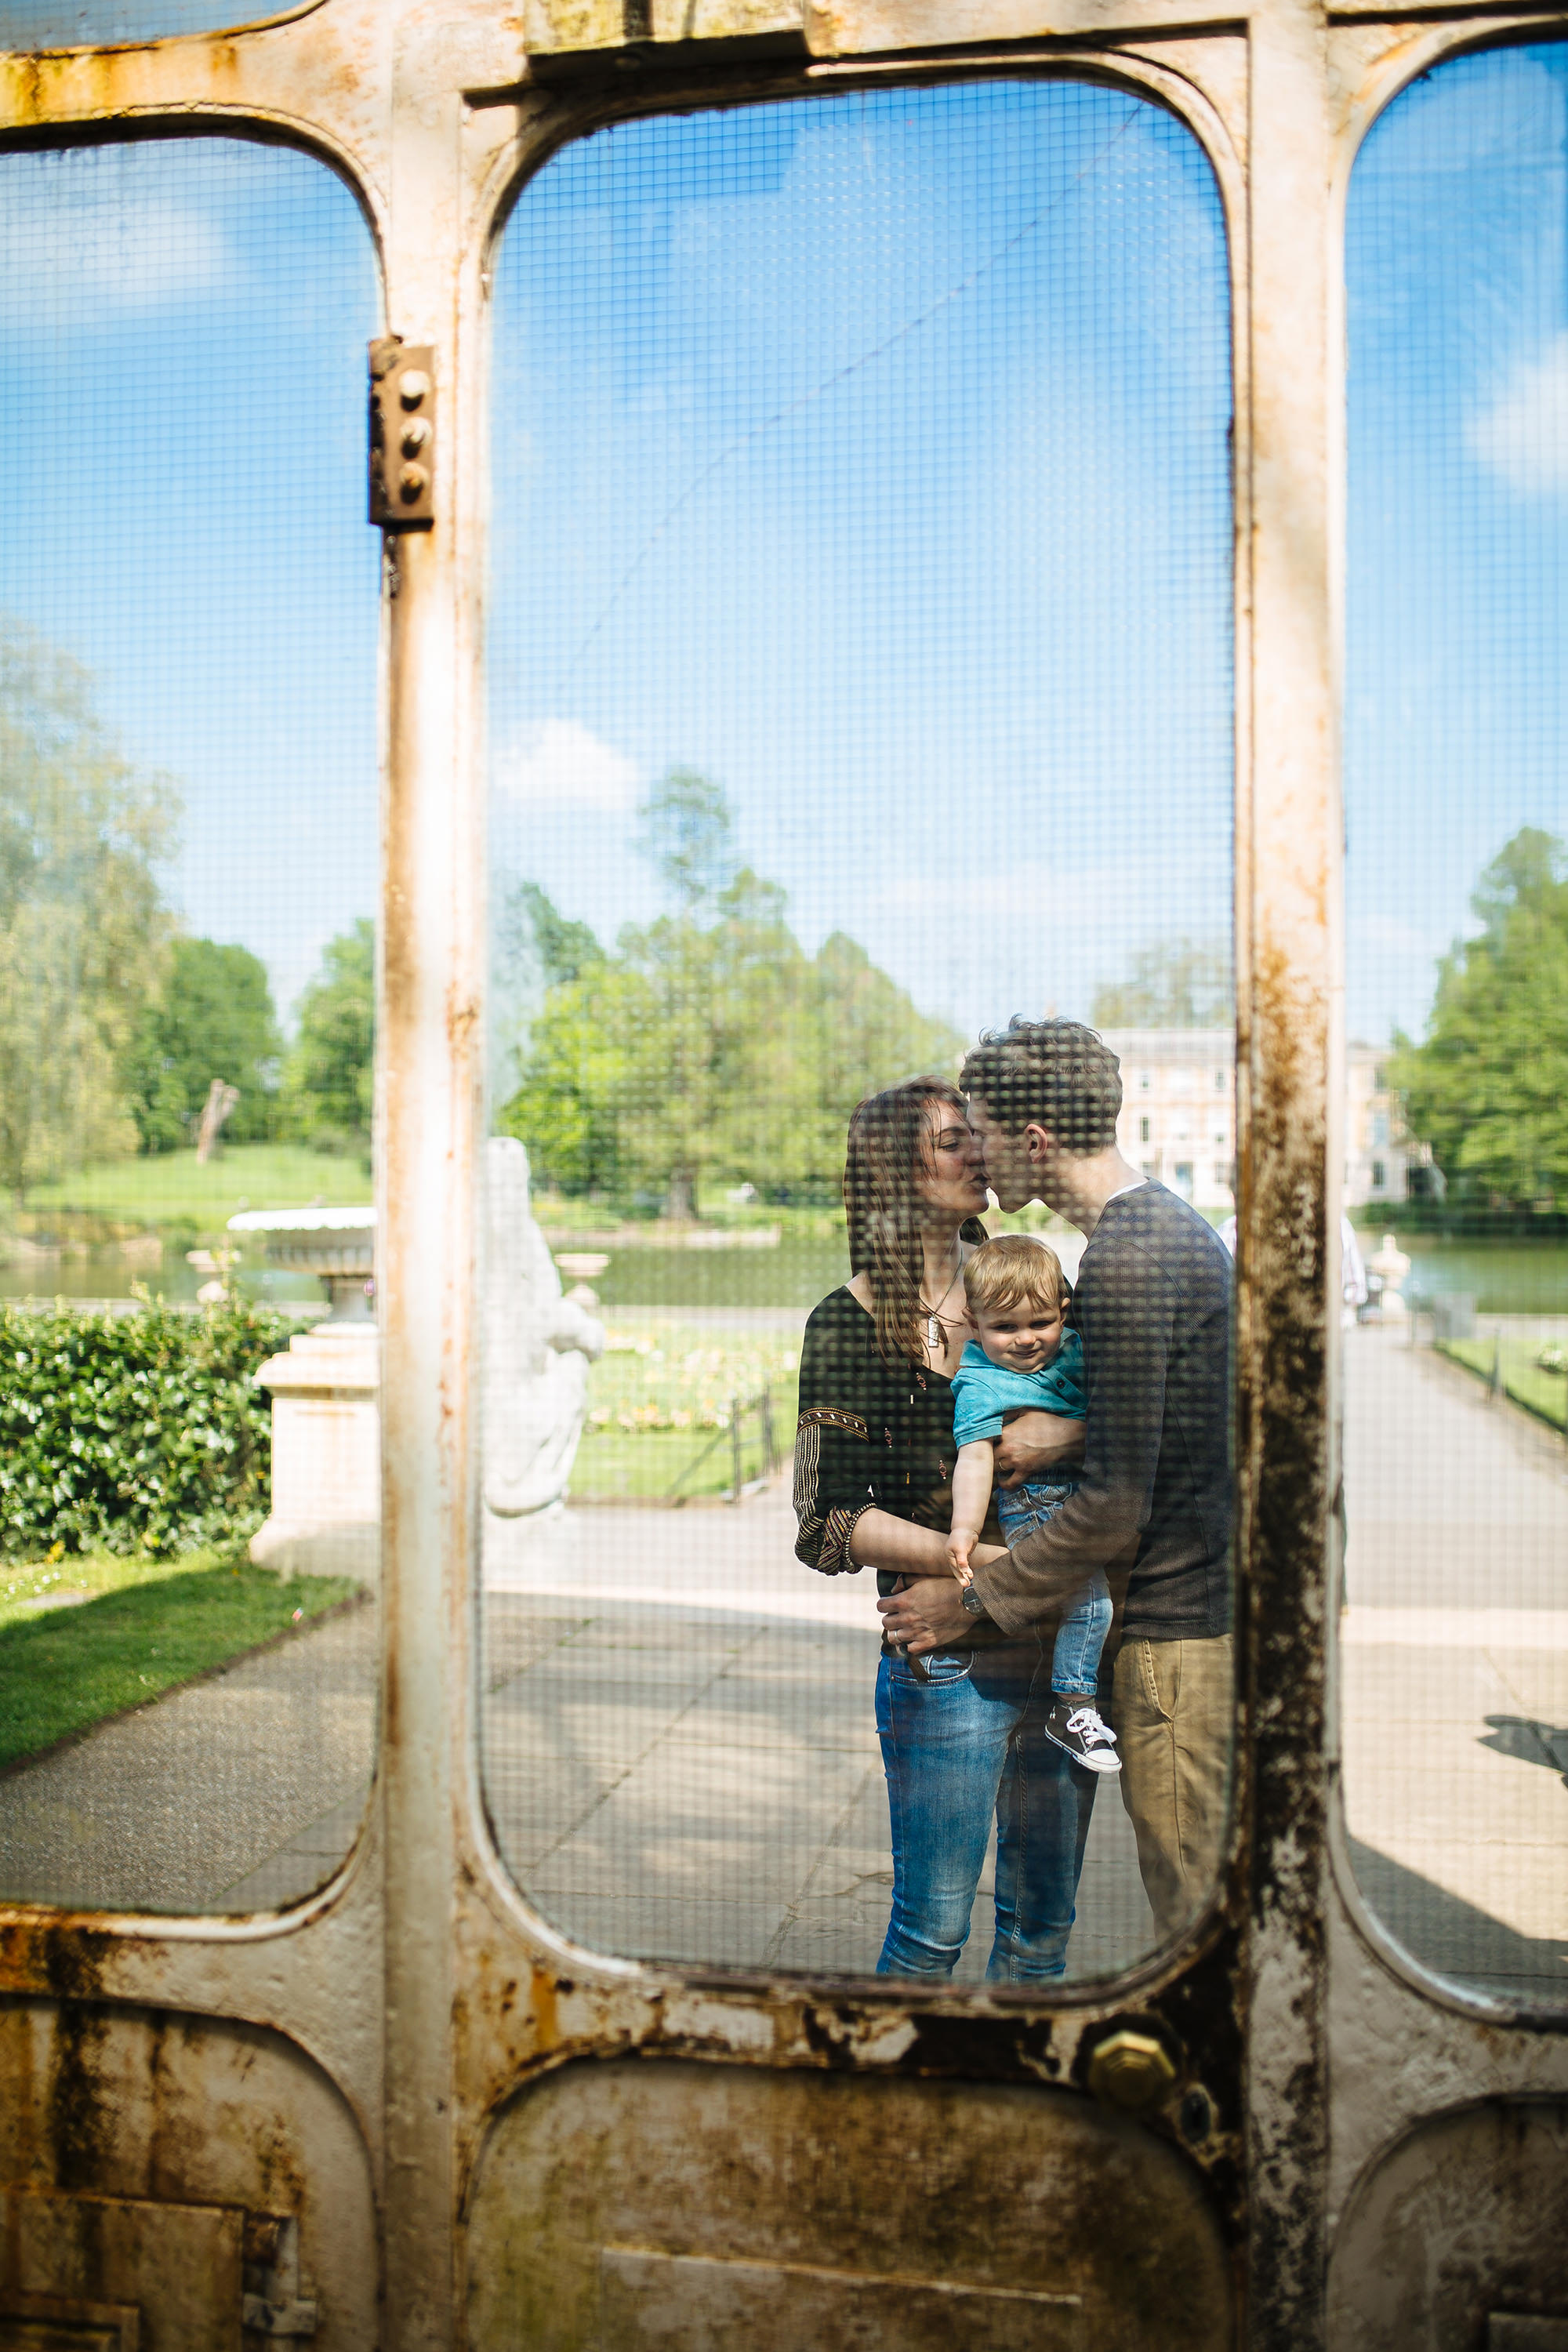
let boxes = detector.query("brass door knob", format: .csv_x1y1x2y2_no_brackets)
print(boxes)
1087,2027,1179,2112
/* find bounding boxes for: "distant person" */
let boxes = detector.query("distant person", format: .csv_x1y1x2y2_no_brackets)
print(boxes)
880,1020,1233,1942
793,1078,1098,1981
945,1234,1120,1773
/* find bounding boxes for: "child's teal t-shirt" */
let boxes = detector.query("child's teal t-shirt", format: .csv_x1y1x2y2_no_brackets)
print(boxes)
950,1330,1086,1447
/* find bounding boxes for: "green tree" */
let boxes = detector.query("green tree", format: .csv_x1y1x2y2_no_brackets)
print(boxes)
1392,828,1568,1209
281,918,375,1145
1092,936,1232,1029
130,937,282,1152
490,879,602,1106
501,775,961,1210
637,767,735,910
0,616,176,1203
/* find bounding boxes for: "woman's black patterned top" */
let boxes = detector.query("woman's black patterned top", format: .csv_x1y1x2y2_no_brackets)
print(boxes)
793,1286,957,1577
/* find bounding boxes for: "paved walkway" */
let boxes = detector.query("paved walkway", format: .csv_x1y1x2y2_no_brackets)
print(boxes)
9,1317,1558,2005
1342,1327,1568,2005
0,1604,375,1914
481,1494,1151,1982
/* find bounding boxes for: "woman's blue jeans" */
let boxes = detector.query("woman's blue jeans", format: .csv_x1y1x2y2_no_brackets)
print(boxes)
874,1634,1098,1982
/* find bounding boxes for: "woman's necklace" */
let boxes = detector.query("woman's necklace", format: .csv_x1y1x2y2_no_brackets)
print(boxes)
920,1261,965,1354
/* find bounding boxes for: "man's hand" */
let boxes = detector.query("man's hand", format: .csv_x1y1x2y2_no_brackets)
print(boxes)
993,1408,1086,1490
878,1576,976,1656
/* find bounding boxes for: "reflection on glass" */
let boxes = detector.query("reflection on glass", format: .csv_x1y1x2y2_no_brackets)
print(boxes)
482,84,1233,1979
1345,45,1568,2005
0,143,379,1911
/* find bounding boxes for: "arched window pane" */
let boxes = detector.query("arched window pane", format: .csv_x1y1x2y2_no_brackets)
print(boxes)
0,140,381,1914
1345,44,1568,2009
482,83,1236,1984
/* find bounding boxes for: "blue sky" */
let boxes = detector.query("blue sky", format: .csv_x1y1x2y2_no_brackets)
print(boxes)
1346,43,1568,1044
488,82,1233,1050
1,58,1563,1051
0,137,379,1028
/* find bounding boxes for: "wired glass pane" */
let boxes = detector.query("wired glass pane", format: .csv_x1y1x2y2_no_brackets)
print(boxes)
483,82,1235,1980
1345,44,1568,2008
0,140,380,1912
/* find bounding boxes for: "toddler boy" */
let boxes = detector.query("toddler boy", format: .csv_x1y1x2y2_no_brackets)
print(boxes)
947,1233,1120,1773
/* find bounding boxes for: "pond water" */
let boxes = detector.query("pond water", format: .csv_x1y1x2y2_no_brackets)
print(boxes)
6,1230,1565,1317
1388,1235,1568,1317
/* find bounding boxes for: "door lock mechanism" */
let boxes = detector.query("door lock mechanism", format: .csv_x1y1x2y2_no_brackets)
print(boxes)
369,337,436,528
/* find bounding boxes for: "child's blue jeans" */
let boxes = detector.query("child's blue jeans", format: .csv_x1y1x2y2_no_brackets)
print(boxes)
997,1475,1112,1699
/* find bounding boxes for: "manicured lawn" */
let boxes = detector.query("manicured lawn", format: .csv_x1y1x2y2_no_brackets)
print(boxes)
1438,1338,1568,1433
571,1424,782,1502
0,1547,360,1771
20,1143,371,1232
571,1322,800,1501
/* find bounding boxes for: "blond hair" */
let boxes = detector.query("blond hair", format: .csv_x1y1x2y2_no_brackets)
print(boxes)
962,1232,1068,1320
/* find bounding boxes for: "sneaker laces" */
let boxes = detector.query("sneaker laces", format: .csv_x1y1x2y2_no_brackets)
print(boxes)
1065,1706,1116,1748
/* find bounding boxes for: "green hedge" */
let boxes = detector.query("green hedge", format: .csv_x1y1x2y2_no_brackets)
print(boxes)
0,1301,295,1559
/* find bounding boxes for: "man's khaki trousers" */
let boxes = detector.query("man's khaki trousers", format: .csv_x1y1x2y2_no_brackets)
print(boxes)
1111,1632,1234,1940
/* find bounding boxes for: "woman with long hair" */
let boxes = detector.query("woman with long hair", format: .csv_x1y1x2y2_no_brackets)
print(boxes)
793,1076,1096,1980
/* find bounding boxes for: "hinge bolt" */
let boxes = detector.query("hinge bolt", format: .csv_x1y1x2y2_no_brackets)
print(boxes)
399,369,432,408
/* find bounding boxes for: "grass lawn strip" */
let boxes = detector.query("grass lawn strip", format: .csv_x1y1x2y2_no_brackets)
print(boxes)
0,1548,360,1773
572,1320,800,1501
13,1142,371,1232
1437,1338,1568,1432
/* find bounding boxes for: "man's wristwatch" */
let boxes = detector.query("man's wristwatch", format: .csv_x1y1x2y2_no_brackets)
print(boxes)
960,1584,989,1617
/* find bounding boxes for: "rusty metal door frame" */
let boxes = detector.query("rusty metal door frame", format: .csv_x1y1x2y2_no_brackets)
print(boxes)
2,4,1566,2347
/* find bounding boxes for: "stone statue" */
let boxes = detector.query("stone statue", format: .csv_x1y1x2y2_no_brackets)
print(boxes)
484,1136,604,1517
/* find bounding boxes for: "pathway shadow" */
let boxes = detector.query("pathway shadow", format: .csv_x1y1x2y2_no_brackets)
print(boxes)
1347,1835,1567,2007
1479,1715,1568,1782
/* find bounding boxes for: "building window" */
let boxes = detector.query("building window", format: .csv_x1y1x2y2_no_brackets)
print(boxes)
1214,1068,1225,1091
1140,1116,1151,1143
1372,1160,1386,1191
1138,1070,1152,1091
1174,1161,1195,1200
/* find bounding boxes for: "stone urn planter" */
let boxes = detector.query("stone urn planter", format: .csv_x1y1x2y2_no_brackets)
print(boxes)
227,1206,379,1584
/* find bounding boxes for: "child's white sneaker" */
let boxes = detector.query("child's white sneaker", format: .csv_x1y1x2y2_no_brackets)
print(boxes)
1045,1700,1122,1773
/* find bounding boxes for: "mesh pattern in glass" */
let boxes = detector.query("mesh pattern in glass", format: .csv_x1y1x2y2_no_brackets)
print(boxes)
0,139,380,1913
1345,43,1568,2008
483,82,1236,1981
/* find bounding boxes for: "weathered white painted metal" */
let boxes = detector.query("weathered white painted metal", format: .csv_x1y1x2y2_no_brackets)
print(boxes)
1,2,1565,2346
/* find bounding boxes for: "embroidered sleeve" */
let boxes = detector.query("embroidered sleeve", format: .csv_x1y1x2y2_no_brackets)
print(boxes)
793,1316,877,1577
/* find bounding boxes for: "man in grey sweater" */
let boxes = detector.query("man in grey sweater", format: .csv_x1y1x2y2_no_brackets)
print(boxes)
879,1018,1233,1941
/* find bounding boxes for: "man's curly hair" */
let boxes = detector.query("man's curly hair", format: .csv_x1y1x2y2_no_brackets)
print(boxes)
960,1018,1123,1155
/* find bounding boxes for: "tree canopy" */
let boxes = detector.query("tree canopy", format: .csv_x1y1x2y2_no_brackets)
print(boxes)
281,918,376,1145
131,938,282,1153
1092,935,1232,1029
1392,827,1568,1210
0,616,176,1203
497,771,960,1212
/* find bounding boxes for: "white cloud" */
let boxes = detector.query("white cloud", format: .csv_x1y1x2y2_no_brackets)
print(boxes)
0,189,230,321
499,720,642,811
1468,334,1568,495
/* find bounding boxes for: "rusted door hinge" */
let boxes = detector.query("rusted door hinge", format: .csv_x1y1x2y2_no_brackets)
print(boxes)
369,336,436,529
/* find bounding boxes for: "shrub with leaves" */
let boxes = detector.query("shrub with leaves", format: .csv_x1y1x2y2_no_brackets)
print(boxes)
0,1299,294,1559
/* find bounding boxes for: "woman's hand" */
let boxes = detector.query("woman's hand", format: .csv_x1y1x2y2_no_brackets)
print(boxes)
992,1409,1086,1489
